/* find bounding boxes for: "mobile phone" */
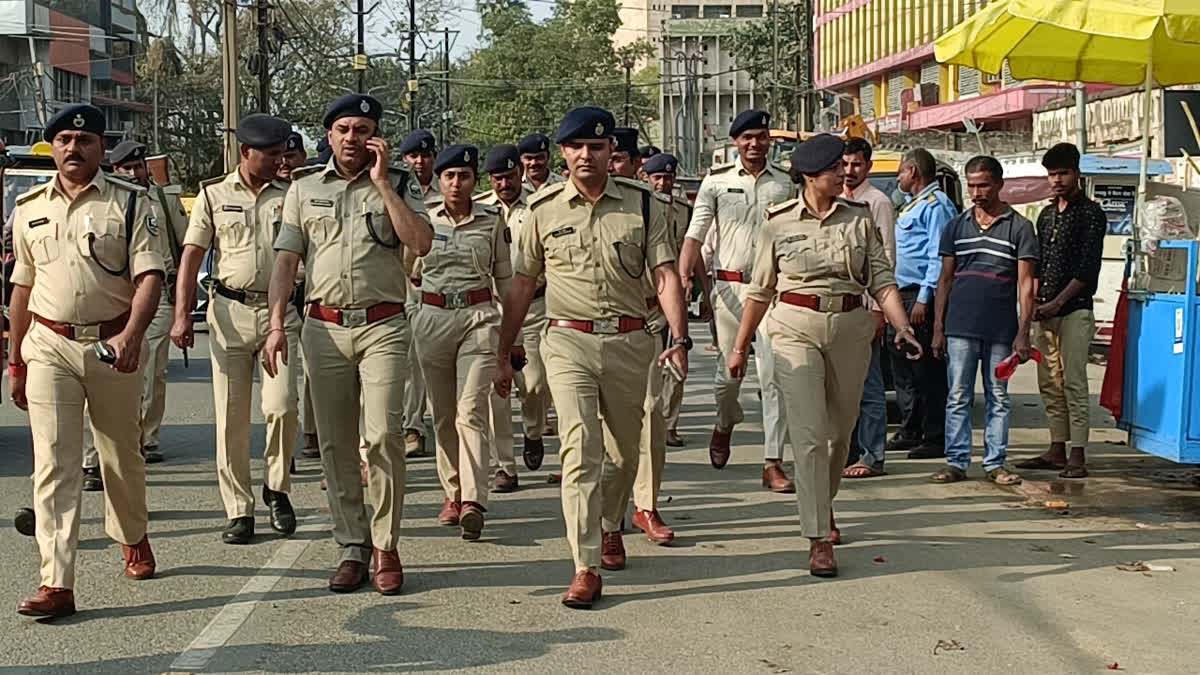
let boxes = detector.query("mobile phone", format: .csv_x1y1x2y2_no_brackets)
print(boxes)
665,360,684,383
93,341,116,364
510,352,527,372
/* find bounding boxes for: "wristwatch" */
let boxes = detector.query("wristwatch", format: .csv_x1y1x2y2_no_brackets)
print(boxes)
671,336,693,351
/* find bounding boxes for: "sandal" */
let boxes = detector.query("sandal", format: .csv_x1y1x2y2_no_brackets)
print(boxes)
986,467,1022,485
930,465,967,483
1014,456,1066,470
1058,464,1089,479
842,463,887,479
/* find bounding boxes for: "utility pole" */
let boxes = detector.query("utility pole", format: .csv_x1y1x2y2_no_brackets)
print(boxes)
153,71,160,151
441,27,451,146
771,0,779,122
220,0,239,171
408,0,417,131
1075,82,1088,152
795,0,813,132
256,0,270,111
356,0,366,92
25,38,47,128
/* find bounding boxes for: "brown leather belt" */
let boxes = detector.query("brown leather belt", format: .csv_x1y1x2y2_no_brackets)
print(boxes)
308,302,406,327
715,269,747,283
533,286,546,299
549,317,645,334
35,313,128,341
778,292,863,312
421,287,492,309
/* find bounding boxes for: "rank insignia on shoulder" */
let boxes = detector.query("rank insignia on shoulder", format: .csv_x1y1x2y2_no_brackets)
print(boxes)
310,199,334,207
550,226,575,238
146,215,160,236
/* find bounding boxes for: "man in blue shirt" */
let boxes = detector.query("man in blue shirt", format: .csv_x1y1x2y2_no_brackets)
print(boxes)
891,149,957,459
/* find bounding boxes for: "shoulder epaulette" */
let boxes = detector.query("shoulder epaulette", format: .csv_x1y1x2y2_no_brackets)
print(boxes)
105,173,147,193
765,198,800,217
924,193,938,204
289,164,324,180
838,196,868,208
14,181,52,205
709,161,735,174
390,161,414,174
477,202,499,215
768,161,790,174
198,174,226,188
613,176,650,191
473,189,497,204
527,182,566,207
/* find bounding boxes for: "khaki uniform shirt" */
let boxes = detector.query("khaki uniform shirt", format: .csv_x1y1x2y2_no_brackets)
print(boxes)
184,170,289,293
685,160,793,276
523,172,565,194
669,197,691,253
416,201,512,298
475,186,540,287
150,186,188,277
515,176,674,320
11,171,167,324
274,160,429,308
746,196,896,305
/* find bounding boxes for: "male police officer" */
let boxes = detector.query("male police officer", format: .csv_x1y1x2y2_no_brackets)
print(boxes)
11,105,166,617
171,114,300,545
677,109,795,491
609,127,640,178
398,128,438,455
495,107,690,609
278,132,307,181
401,129,439,202
264,94,433,595
518,133,564,192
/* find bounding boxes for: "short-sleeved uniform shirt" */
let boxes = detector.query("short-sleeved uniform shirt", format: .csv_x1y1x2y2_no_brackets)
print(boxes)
11,171,167,324
417,200,511,298
274,160,429,308
685,160,793,278
523,172,565,194
939,207,1039,343
474,185,534,280
746,197,895,305
514,176,675,320
149,186,189,276
184,170,289,293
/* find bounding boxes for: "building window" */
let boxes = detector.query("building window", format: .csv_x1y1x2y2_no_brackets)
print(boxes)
735,5,763,17
53,68,87,104
958,66,980,96
703,5,732,18
859,80,875,119
886,71,904,113
672,5,699,18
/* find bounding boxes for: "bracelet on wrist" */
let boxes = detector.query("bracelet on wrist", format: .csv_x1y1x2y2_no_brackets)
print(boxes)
268,327,286,334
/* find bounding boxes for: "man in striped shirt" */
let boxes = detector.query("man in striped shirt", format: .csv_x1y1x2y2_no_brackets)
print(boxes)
930,156,1038,485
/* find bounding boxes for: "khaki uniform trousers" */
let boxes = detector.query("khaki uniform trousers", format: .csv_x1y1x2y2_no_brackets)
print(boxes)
414,304,499,508
712,281,789,460
403,286,428,431
300,370,317,436
514,297,551,439
767,305,873,539
543,326,656,569
207,294,300,519
602,360,667,515
1034,309,1094,446
489,390,516,476
662,367,684,432
303,312,409,563
140,294,173,447
24,321,149,589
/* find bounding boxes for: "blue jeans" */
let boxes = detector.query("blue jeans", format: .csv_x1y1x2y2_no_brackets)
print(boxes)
945,337,1012,471
850,340,886,469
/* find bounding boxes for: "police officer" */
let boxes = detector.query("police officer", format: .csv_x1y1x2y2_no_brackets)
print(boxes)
171,114,299,545
727,134,922,577
398,129,438,456
264,94,433,595
476,144,546,490
609,127,640,178
677,109,796,492
401,129,439,202
518,133,564,192
278,132,307,181
10,104,167,617
412,144,511,540
495,107,691,609
636,144,661,180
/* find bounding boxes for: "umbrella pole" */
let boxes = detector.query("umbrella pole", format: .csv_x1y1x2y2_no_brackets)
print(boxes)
1135,57,1152,243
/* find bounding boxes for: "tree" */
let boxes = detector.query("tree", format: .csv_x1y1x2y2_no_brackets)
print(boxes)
729,2,812,127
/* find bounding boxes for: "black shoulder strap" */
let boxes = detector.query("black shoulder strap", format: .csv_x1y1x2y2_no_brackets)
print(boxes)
154,184,183,269
640,189,650,256
125,189,136,245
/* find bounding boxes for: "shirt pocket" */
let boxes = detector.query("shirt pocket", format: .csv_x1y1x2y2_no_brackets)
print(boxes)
610,223,646,279
544,226,585,270
214,210,255,270
461,228,495,280
25,221,61,265
717,189,749,221
776,236,827,278
835,226,868,285
80,213,128,273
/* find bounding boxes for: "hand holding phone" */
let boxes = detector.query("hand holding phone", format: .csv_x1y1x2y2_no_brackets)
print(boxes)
93,341,116,365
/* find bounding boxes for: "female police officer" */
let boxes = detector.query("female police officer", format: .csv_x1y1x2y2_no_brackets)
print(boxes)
727,134,922,577
412,144,512,541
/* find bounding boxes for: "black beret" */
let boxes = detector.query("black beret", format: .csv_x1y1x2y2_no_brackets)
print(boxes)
484,144,521,174
235,113,292,148
555,106,615,144
322,93,382,129
642,153,678,175
790,134,845,174
44,104,105,142
285,132,304,154
109,140,147,166
729,109,770,138
399,130,436,155
639,145,661,159
517,133,551,155
613,127,639,155
434,144,479,175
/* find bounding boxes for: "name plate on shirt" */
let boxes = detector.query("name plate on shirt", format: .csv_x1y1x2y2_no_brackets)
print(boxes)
726,188,745,194
309,199,334,208
550,227,575,238
221,205,243,212
28,217,49,228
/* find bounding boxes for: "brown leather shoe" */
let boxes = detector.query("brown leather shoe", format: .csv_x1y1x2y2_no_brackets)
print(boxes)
438,498,461,526
762,461,796,493
561,570,603,609
17,586,75,618
491,470,518,493
709,426,733,468
301,433,320,459
122,535,156,580
809,540,838,577
329,560,368,593
371,548,404,595
830,510,842,546
601,530,626,570
666,430,684,447
632,509,675,545
460,502,485,541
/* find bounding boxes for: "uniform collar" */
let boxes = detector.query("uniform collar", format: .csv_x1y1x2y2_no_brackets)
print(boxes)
433,199,486,224
50,169,106,202
562,175,623,204
227,168,286,194
906,181,939,203
321,157,371,183
798,195,850,221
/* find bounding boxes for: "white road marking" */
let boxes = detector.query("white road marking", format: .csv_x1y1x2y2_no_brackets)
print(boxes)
169,518,325,672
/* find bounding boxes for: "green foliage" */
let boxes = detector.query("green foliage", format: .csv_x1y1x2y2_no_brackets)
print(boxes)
729,2,808,122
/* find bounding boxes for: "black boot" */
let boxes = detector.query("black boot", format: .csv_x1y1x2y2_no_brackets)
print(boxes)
262,485,297,535
523,436,545,471
222,516,254,544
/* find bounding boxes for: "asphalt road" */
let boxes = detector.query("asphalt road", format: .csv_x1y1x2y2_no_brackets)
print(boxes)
0,327,1197,674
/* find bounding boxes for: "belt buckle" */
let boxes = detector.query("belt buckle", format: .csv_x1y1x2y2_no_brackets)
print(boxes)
75,324,101,340
444,292,468,310
342,308,368,327
244,290,267,305
591,318,619,334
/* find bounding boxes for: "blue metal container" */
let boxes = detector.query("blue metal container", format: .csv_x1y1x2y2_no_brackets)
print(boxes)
1119,240,1200,462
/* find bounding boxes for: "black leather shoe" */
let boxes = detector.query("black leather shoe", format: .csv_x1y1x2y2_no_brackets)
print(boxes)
14,508,35,537
262,485,297,535
523,436,545,471
907,443,946,460
222,516,254,544
82,467,103,492
142,445,164,463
